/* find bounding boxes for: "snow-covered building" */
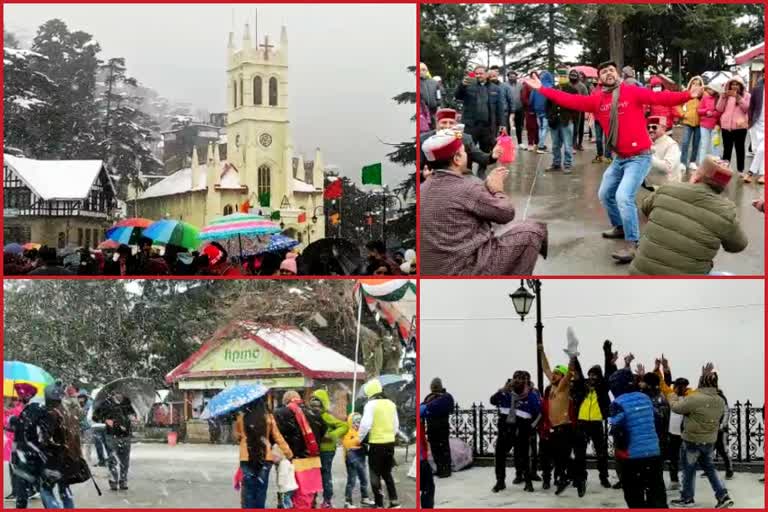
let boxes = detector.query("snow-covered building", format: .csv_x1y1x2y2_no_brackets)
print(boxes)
165,320,364,441
734,41,764,89
3,154,119,248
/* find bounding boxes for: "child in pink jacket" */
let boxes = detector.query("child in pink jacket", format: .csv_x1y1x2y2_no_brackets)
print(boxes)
716,77,750,173
696,84,722,166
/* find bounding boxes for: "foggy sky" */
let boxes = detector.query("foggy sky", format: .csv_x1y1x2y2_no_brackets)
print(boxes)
4,4,416,187
420,280,764,405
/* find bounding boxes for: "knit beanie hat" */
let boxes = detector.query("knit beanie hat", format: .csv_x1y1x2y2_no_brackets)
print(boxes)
554,365,569,377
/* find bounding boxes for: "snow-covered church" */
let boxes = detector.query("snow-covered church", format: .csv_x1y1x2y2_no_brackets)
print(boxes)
130,22,326,245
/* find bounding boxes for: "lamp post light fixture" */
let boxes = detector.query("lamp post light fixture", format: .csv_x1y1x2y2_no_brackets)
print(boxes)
508,279,544,393
311,205,324,225
509,281,536,321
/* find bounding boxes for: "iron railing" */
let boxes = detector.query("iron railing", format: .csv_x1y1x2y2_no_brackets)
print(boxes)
449,400,764,462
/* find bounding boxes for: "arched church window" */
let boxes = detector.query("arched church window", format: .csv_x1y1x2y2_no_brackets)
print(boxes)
258,165,271,204
253,76,263,105
269,77,278,106
239,76,244,107
223,204,234,216
233,80,238,108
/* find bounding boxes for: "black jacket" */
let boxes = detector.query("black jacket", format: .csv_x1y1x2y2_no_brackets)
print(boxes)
93,397,135,437
571,357,611,420
12,402,47,473
274,404,327,459
455,80,505,133
546,83,579,127
421,390,454,439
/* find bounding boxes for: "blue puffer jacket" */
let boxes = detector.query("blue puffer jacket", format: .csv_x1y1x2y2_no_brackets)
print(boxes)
609,368,660,459
490,389,542,422
530,71,554,114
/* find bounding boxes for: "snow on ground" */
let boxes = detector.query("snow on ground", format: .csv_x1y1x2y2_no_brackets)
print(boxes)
433,467,765,509
4,443,416,508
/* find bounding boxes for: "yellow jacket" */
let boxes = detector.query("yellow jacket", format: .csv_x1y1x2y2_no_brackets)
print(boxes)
234,412,293,463
342,413,362,451
677,76,703,127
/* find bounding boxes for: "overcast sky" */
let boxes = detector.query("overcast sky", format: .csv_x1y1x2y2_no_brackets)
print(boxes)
420,280,764,406
4,4,416,187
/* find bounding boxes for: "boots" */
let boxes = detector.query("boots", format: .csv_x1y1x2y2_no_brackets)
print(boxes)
492,481,506,493
612,241,638,264
602,226,625,239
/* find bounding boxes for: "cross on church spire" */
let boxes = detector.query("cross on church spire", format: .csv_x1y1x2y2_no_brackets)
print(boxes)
260,35,274,60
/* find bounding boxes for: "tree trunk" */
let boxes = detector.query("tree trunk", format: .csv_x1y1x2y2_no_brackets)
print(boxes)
547,4,556,70
608,20,623,70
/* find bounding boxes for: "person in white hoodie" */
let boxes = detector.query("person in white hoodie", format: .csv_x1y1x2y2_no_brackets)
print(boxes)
644,116,684,190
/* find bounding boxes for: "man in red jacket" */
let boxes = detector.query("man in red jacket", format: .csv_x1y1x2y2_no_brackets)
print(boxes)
525,61,701,263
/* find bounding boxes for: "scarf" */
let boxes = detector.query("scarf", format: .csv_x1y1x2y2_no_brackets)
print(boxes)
602,83,621,155
505,386,530,425
287,401,319,457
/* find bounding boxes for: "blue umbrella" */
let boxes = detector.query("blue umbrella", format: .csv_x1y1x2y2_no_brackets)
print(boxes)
257,234,300,255
207,383,269,418
4,243,23,254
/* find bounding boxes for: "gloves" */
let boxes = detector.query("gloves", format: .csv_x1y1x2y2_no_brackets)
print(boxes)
564,326,580,358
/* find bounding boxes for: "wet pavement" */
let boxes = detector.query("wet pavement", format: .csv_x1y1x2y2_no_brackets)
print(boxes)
495,127,764,275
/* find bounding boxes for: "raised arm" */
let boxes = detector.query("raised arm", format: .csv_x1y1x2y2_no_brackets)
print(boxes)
603,340,618,381
633,87,693,107
538,86,599,114
539,344,553,382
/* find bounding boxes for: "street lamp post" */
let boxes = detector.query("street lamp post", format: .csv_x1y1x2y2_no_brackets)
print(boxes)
509,279,544,392
309,205,324,243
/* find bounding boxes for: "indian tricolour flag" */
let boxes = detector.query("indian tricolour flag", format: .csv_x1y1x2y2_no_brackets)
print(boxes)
356,278,416,302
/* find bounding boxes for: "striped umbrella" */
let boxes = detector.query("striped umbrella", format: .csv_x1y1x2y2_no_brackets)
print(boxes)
3,361,55,398
143,219,200,250
106,218,154,245
199,213,282,259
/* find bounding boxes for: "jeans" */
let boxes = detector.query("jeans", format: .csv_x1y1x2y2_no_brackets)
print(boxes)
595,122,612,159
368,443,398,507
597,153,653,242
420,459,435,509
344,449,370,501
40,483,75,509
320,451,335,502
697,127,717,165
680,125,701,167
619,456,668,508
550,122,574,168
574,420,609,483
106,435,131,485
240,461,272,509
495,419,533,484
536,113,549,149
280,491,294,509
681,441,728,501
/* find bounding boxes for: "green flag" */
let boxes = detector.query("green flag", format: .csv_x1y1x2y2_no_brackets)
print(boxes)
270,210,281,220
361,163,382,185
258,192,271,207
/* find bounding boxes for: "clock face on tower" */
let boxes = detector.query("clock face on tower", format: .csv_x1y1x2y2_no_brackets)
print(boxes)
259,133,273,148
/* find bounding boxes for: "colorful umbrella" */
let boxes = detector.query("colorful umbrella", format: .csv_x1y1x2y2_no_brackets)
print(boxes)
570,65,598,79
106,218,154,245
22,243,41,251
143,219,200,250
256,234,300,255
3,361,55,398
206,383,269,418
97,239,121,250
199,213,281,241
4,243,23,254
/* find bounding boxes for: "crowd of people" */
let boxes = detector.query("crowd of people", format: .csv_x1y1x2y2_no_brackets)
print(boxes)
420,329,743,509
3,239,416,277
4,379,403,509
419,60,764,275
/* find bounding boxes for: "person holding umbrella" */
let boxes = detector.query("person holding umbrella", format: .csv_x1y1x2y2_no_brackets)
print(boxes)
233,394,293,509
8,383,45,508
93,390,136,491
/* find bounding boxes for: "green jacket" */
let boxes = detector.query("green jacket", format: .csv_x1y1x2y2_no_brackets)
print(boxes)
667,387,724,444
630,182,748,275
311,390,349,452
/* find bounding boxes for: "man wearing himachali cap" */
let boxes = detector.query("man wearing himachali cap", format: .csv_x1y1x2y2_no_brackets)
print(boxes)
630,155,748,275
419,129,548,275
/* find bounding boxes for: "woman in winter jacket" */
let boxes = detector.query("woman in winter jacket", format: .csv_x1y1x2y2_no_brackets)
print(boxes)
697,84,722,166
233,396,293,509
677,76,703,169
647,76,680,130
716,77,750,174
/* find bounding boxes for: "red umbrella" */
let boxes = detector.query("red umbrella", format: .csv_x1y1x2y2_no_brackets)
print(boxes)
570,65,598,79
97,239,120,250
112,218,153,228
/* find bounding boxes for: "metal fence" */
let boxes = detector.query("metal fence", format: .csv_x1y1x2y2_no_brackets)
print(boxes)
449,400,765,462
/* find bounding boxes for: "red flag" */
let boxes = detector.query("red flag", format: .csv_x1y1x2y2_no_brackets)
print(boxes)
297,212,307,224
323,179,343,200
240,199,250,213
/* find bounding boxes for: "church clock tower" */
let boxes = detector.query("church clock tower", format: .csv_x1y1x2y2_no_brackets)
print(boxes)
226,23,292,212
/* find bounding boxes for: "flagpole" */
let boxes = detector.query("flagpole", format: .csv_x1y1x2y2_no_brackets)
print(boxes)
352,286,363,408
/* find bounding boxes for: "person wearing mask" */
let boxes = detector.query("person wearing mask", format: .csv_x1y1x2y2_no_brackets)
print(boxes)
274,391,326,509
503,71,525,146
678,76,704,171
489,371,542,493
420,378,455,479
525,61,700,264
358,379,400,509
697,83,723,167
646,116,684,189
716,77,751,177
521,71,540,151
93,390,136,491
667,364,734,508
420,63,441,128
233,396,293,509
568,70,589,152
309,389,349,508
630,156,748,275
746,73,765,184
546,68,580,174
455,65,505,158
647,77,680,131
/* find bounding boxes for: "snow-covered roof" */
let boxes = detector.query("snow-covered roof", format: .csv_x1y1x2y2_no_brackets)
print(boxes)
138,162,242,200
165,321,364,383
3,153,115,201
735,42,764,65
293,178,317,193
